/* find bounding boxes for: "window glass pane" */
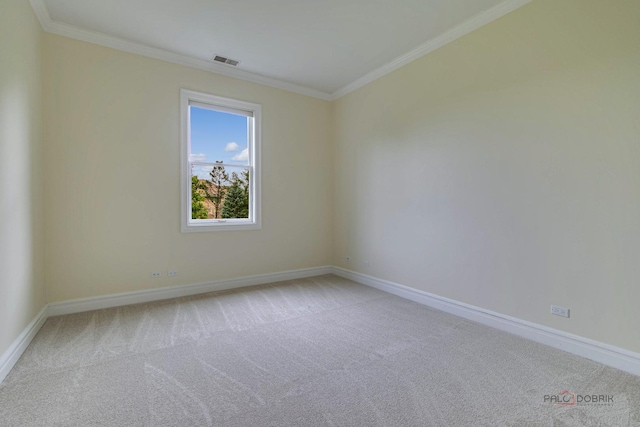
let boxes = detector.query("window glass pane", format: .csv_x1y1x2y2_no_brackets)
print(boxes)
189,106,249,166
191,164,250,220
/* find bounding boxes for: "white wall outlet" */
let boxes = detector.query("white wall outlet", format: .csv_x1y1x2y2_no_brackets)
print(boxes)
150,272,162,278
363,261,370,267
345,257,350,262
168,270,178,277
551,305,569,318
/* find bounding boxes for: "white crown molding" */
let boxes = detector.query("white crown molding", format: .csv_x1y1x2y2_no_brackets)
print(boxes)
332,267,640,377
48,21,334,101
0,306,48,384
329,0,533,100
29,0,532,102
28,0,52,31
27,0,332,101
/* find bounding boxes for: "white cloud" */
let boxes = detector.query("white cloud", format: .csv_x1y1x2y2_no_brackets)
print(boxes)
231,148,249,162
190,153,207,162
191,165,210,180
225,142,239,152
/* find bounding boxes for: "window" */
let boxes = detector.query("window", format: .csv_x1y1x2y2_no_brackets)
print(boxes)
181,89,261,232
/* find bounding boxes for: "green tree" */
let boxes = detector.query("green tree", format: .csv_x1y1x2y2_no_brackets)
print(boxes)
233,170,249,216
207,161,229,218
222,179,248,218
191,175,208,219
240,169,250,197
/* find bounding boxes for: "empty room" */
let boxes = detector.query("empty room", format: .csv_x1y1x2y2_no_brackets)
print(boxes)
1,0,639,425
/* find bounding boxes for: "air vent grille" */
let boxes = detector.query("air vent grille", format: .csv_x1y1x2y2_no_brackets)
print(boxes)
212,55,240,66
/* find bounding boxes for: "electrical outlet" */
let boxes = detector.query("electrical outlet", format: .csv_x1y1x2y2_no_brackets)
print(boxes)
168,270,178,277
150,272,162,278
345,257,350,262
363,261,370,267
551,305,569,318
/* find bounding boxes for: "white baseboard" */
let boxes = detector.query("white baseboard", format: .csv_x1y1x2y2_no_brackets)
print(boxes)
4,265,638,385
0,306,48,384
0,266,332,384
47,266,333,317
332,266,640,377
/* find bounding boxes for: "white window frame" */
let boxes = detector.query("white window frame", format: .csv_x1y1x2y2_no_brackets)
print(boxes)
180,89,261,232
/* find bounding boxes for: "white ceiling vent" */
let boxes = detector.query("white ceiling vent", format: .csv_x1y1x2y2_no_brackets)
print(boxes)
212,55,239,66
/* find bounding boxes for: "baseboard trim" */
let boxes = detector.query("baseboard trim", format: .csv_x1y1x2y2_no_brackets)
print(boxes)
332,266,640,377
0,306,48,384
1,266,333,384
4,266,638,386
47,266,333,317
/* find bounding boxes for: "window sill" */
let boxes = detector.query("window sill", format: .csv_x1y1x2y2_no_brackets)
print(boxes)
181,220,261,233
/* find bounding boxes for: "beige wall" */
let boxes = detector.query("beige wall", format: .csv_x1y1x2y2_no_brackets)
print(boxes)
5,0,640,358
0,0,46,355
43,35,333,302
333,0,640,352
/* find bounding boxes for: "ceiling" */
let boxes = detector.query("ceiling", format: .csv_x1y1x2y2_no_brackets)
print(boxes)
31,0,531,99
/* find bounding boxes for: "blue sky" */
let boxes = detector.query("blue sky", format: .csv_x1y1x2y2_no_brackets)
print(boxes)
190,106,249,179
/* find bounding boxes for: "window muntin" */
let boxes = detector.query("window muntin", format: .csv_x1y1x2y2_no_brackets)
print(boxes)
181,90,261,232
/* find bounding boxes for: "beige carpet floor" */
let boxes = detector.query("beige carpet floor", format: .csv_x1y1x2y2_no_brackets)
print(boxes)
0,275,639,426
